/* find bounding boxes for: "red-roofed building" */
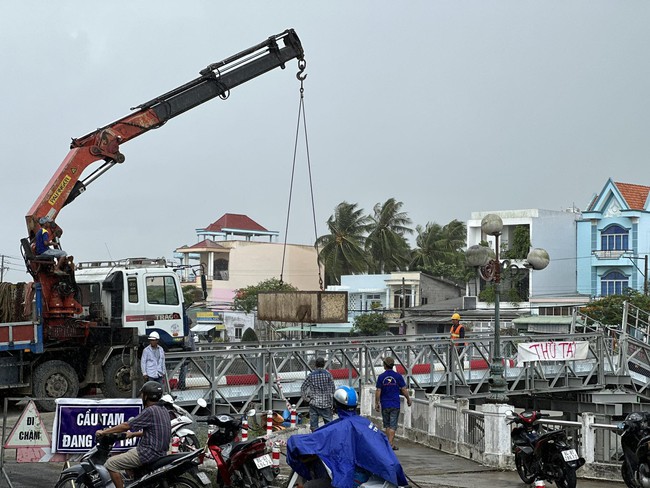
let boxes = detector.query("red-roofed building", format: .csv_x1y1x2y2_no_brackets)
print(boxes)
578,178,650,297
175,213,321,311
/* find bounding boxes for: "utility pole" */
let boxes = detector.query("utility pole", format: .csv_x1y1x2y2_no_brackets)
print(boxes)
0,255,4,283
645,255,648,296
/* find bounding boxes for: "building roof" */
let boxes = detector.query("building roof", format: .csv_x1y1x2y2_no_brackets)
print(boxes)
175,239,227,253
204,213,268,233
614,181,650,211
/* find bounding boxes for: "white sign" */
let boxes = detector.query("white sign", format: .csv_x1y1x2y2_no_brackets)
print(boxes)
517,341,589,367
4,401,50,448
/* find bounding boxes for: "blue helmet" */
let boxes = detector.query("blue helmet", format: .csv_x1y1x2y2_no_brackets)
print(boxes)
334,385,357,410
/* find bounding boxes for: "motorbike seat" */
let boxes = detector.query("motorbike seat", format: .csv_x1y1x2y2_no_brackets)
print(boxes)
230,438,263,456
535,429,567,444
134,451,195,477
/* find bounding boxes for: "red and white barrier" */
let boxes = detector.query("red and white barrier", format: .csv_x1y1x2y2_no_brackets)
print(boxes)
534,480,546,487
290,405,297,427
267,410,273,436
170,436,180,454
272,442,281,468
242,417,249,441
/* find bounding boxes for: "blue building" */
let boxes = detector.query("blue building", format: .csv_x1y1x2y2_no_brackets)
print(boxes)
577,178,650,297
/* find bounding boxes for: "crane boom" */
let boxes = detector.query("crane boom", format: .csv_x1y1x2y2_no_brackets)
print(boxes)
26,29,304,237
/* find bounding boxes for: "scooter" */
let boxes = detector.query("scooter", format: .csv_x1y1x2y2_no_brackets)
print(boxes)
160,395,205,452
53,432,211,488
200,410,277,488
617,411,650,488
508,409,585,488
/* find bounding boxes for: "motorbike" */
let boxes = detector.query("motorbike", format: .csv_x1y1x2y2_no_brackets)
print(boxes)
617,411,650,488
508,410,585,488
160,395,205,452
199,409,277,488
53,432,211,488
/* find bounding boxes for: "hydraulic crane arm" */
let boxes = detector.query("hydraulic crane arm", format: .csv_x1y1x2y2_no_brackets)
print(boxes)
26,29,304,238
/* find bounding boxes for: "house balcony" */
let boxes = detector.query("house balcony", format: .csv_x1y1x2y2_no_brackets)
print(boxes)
593,250,629,260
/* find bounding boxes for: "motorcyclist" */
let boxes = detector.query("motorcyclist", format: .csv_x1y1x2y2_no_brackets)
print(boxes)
287,385,408,488
95,381,172,488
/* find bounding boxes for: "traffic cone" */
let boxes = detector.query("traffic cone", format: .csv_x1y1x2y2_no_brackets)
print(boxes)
272,442,281,469
242,417,249,441
267,410,273,436
171,436,180,454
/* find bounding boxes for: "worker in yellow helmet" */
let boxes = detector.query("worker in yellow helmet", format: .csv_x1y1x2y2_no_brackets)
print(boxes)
450,313,466,355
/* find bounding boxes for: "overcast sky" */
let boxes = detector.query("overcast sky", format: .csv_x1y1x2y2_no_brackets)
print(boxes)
2,2,649,282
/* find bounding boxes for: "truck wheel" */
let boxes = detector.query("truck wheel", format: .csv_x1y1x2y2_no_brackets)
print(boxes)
102,355,141,398
33,360,80,411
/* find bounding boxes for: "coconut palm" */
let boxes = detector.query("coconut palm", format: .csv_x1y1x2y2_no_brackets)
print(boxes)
316,202,371,285
365,198,413,273
410,219,467,280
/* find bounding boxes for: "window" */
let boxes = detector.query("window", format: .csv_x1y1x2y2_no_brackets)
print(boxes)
365,294,382,311
601,225,629,251
235,327,243,339
78,283,101,307
601,271,629,296
393,287,412,308
127,277,138,303
146,276,180,305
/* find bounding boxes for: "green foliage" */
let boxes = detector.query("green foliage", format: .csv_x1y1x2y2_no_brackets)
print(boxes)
478,285,523,306
410,220,468,282
352,312,388,336
182,285,203,307
580,289,650,326
233,278,298,313
365,198,413,274
240,328,259,342
503,226,531,260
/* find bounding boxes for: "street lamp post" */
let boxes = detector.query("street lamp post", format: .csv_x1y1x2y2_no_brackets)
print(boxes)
466,214,550,403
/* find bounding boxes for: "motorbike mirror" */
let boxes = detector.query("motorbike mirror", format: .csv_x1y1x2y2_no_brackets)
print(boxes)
197,398,208,408
247,409,256,417
161,394,174,404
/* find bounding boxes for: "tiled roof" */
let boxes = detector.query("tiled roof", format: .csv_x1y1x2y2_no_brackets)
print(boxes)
614,182,650,210
186,239,226,250
204,213,268,233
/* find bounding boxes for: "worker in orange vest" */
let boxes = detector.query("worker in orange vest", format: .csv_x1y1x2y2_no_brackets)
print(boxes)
450,313,466,356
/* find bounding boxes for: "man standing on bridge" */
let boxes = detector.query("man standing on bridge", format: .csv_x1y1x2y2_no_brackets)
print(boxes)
375,356,411,450
301,357,335,431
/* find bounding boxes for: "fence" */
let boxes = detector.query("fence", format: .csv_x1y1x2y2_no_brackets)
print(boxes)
359,385,622,482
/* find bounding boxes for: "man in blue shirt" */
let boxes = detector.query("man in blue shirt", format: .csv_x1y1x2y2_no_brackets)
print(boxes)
34,218,69,274
141,331,166,384
375,356,411,450
96,381,171,488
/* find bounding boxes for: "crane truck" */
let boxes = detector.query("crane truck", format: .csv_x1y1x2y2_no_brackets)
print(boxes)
0,29,305,409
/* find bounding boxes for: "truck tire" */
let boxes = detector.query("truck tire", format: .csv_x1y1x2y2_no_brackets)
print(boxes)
102,355,141,398
33,360,80,411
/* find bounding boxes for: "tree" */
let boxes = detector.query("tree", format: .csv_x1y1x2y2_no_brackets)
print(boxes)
240,328,259,342
365,198,413,273
352,312,389,336
233,278,298,313
182,285,203,307
580,289,650,326
503,225,531,260
410,219,468,282
316,202,371,285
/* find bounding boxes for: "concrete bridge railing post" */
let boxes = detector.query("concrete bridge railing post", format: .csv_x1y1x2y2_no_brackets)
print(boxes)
482,403,513,468
581,412,596,464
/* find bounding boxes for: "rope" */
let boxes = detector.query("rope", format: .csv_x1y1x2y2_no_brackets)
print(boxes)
280,62,324,290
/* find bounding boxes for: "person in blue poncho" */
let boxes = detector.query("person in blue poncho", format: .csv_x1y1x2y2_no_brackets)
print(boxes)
286,385,408,488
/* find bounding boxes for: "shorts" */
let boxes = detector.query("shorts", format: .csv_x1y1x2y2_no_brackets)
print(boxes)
381,407,400,430
104,447,142,472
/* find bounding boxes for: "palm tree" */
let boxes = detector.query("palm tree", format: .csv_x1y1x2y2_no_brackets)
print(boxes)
365,198,413,273
410,219,467,280
316,202,371,285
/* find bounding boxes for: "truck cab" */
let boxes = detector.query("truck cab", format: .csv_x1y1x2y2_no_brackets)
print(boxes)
75,258,186,349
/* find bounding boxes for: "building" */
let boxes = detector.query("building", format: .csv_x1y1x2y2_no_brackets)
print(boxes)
466,208,582,314
176,213,321,309
577,179,650,297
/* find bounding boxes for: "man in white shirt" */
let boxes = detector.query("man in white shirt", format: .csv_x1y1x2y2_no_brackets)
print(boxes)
141,331,166,384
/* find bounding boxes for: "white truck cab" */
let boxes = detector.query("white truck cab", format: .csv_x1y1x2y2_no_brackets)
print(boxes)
75,258,186,348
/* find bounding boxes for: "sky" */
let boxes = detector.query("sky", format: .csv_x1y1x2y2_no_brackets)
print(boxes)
1,1,650,282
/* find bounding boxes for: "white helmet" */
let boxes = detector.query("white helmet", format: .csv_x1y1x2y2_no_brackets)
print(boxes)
148,331,160,340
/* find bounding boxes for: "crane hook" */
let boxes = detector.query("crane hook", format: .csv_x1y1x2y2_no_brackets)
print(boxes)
296,59,307,81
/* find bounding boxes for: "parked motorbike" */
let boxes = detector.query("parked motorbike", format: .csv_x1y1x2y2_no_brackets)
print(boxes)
199,409,277,488
53,432,211,488
160,395,205,452
617,411,650,488
508,409,585,488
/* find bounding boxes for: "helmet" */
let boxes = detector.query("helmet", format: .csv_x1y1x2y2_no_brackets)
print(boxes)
139,381,163,402
148,331,160,340
333,385,357,410
451,313,461,320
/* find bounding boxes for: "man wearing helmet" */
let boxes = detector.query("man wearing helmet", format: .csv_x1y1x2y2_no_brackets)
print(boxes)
141,331,166,384
450,313,466,355
287,385,408,488
96,381,172,488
